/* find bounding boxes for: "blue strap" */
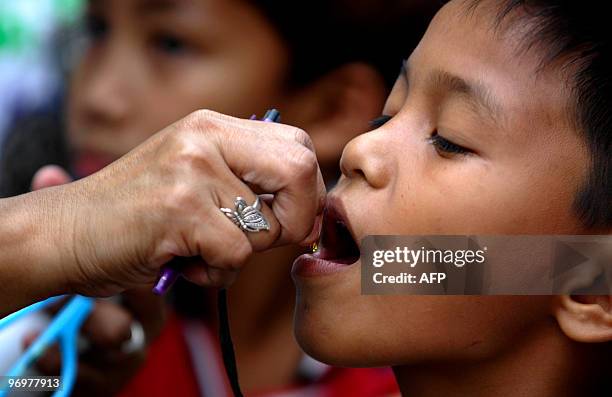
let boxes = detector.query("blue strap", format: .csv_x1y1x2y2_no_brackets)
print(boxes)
0,295,94,397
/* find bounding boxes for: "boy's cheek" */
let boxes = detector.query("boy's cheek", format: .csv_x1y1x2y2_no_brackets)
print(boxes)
296,293,551,366
388,171,580,235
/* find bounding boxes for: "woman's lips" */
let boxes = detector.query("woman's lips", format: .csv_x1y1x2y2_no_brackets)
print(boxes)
292,196,360,278
73,151,115,178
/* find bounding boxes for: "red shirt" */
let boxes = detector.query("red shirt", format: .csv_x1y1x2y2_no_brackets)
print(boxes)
119,314,399,397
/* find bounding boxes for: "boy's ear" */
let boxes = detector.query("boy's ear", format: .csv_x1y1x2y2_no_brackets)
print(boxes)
553,295,612,343
282,62,387,177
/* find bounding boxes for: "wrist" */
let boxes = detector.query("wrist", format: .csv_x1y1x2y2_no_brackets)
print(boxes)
0,190,73,313
22,185,79,296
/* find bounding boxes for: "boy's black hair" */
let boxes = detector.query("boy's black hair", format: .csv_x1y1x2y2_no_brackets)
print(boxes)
474,0,611,229
251,0,439,90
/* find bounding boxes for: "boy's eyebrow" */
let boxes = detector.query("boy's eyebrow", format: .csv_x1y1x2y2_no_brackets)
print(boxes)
401,60,503,126
431,69,503,125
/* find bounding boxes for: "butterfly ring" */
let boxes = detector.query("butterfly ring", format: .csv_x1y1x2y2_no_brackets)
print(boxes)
220,196,270,233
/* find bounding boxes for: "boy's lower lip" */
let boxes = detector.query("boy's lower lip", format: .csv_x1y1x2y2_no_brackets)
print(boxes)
292,253,357,278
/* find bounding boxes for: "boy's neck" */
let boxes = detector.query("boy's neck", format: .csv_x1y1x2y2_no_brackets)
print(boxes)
226,245,304,391
393,319,588,397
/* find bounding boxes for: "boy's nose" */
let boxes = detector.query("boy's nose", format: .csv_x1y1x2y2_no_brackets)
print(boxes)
339,130,393,189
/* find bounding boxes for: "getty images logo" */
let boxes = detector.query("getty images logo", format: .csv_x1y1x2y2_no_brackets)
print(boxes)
371,246,488,268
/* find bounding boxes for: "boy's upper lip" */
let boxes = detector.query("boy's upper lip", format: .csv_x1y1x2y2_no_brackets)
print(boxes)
324,194,361,249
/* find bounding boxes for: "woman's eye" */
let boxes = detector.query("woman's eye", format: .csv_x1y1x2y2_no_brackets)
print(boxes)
428,132,472,157
84,14,109,42
369,115,392,129
152,33,189,55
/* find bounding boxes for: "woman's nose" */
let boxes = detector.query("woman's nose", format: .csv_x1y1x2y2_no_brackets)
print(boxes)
339,129,393,189
75,45,137,128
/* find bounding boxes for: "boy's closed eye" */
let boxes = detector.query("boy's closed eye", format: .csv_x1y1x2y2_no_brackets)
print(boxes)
369,115,474,158
428,132,473,158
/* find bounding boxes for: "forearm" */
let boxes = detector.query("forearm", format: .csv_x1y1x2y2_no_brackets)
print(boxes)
0,188,72,316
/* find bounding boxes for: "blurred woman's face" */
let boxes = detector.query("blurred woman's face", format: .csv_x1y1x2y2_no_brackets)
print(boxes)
68,0,288,176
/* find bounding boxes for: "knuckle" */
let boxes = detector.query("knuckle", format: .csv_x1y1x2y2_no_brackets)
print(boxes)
175,137,216,168
289,148,318,181
227,238,253,270
163,123,216,164
188,109,218,127
164,182,198,216
293,127,313,148
205,234,251,271
177,109,223,139
161,137,220,190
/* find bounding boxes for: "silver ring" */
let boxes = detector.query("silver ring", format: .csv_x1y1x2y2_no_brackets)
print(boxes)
220,196,270,233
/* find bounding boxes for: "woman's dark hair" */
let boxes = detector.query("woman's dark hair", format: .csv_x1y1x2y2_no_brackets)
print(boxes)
474,0,611,229
0,110,69,197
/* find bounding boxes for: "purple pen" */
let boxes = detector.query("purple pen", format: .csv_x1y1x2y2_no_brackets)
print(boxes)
152,109,280,295
152,266,180,295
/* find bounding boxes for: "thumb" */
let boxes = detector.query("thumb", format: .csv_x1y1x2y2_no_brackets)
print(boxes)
31,165,73,190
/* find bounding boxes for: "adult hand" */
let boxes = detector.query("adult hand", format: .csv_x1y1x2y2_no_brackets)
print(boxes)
28,110,325,298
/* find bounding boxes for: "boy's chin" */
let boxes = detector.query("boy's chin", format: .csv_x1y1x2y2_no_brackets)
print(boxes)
294,320,362,367
293,300,391,368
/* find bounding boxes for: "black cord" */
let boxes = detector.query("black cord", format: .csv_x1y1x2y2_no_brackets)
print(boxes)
218,110,279,397
218,288,244,397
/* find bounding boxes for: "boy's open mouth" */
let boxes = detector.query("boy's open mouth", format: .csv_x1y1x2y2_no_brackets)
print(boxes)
314,200,360,265
292,196,360,278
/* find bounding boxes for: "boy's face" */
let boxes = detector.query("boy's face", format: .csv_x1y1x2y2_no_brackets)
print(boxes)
68,0,288,176
293,0,590,366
